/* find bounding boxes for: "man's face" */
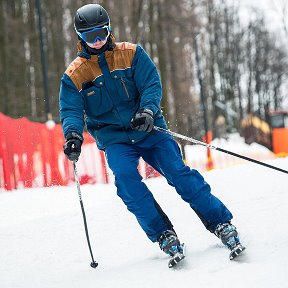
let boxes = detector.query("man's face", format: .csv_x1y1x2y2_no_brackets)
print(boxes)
86,38,108,49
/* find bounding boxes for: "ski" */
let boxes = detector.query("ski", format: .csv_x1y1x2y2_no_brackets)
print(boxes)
229,244,246,260
168,243,185,268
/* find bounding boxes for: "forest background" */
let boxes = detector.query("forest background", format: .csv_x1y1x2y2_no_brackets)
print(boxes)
1,0,288,140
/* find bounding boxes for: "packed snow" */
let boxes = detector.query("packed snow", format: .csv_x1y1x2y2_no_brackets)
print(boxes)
1,150,288,287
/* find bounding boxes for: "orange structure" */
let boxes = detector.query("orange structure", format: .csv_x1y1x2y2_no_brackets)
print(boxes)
269,111,288,155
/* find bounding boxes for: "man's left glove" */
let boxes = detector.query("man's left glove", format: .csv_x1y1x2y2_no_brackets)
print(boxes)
63,132,84,162
130,109,154,132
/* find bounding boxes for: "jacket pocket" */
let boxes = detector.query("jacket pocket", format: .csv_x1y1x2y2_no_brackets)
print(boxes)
82,76,113,117
121,77,130,98
111,70,139,102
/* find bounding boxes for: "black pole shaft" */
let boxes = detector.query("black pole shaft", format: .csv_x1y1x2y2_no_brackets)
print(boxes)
35,0,51,120
154,126,288,175
73,161,98,268
215,147,288,174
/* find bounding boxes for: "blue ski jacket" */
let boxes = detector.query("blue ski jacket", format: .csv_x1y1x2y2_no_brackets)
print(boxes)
59,39,167,150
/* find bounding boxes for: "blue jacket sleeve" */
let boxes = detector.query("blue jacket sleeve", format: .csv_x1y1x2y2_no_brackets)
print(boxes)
131,45,162,116
59,73,85,138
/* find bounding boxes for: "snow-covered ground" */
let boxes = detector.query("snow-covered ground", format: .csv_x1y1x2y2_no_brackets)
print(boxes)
185,133,274,171
1,155,288,288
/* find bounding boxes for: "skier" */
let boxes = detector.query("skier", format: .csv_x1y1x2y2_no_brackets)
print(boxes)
59,3,245,267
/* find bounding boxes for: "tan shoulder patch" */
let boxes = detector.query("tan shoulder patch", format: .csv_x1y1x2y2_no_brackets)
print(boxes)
64,57,102,91
106,42,137,71
65,57,87,77
114,42,137,51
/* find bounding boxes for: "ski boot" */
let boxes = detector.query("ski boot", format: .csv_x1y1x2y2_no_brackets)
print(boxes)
215,222,245,260
158,229,185,268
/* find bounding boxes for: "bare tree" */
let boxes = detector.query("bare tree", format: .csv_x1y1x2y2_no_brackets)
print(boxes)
0,0,287,138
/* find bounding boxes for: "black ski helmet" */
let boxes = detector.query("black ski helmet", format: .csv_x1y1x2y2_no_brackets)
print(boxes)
74,4,110,33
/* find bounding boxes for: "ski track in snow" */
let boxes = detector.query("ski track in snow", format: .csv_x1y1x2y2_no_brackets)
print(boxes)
0,157,288,288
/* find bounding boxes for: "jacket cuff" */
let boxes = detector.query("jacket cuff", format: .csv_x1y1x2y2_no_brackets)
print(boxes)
140,108,154,117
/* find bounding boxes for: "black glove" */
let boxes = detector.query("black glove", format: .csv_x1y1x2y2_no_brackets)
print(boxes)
63,132,83,162
131,109,154,132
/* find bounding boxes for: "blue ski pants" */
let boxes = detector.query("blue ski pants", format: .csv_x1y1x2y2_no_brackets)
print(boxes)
105,131,233,242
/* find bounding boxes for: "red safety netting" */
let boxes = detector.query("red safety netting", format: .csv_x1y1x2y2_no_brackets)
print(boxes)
0,113,108,191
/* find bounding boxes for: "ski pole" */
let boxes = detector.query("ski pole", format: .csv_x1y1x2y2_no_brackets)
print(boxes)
73,161,98,268
153,126,288,175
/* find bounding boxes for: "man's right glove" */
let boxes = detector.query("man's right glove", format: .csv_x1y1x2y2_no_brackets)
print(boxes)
63,132,83,162
130,109,154,132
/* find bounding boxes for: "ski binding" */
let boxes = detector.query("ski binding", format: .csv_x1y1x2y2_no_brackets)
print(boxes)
229,244,246,260
168,243,185,268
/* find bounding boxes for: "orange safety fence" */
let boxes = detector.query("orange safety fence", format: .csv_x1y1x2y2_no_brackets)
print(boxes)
0,113,108,191
2,113,274,191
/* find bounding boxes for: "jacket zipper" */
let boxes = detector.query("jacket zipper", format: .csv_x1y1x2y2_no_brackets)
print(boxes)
121,77,130,98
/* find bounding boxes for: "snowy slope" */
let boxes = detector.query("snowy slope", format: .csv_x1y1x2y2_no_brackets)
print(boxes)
0,157,288,288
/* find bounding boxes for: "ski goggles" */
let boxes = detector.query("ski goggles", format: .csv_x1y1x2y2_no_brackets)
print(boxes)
77,25,110,44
